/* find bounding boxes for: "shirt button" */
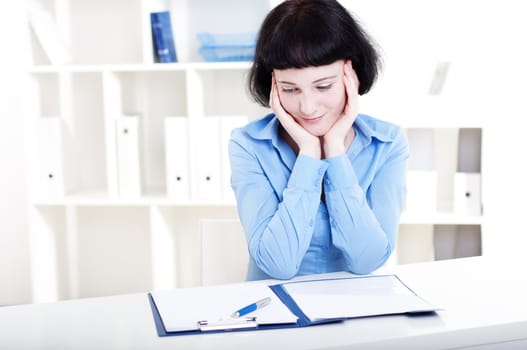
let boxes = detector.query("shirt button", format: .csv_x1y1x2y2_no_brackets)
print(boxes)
309,219,314,227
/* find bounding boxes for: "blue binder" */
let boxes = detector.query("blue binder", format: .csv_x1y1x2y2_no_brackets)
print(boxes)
148,274,438,337
150,11,177,63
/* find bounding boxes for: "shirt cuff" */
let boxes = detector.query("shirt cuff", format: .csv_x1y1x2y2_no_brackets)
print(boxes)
324,154,359,191
288,154,328,191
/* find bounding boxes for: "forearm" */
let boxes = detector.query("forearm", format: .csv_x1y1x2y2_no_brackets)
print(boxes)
248,186,321,279
326,188,392,274
324,155,399,274
233,153,328,279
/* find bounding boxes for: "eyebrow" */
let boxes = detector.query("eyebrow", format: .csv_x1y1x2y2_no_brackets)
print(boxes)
278,75,338,85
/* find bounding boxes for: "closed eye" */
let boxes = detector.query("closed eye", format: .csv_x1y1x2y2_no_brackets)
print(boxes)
281,86,299,94
317,83,333,91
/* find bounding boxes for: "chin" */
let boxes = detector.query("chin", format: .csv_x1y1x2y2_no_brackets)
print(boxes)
305,127,330,138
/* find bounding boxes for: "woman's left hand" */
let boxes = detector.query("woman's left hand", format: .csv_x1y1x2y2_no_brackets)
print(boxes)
323,60,360,158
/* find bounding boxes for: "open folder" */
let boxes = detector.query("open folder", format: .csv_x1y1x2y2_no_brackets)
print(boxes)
148,274,438,336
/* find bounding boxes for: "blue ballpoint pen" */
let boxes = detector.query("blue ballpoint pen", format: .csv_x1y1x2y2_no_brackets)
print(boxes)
230,297,272,318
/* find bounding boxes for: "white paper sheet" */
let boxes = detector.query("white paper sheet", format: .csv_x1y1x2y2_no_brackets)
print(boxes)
151,282,298,332
281,275,435,321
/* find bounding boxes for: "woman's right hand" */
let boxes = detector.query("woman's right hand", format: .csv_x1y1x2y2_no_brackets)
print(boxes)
270,74,321,159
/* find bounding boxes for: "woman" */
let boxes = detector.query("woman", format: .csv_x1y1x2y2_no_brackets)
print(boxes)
229,0,409,280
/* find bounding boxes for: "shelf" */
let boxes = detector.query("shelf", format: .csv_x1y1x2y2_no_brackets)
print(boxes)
400,211,484,225
31,193,482,226
32,192,237,207
27,61,253,74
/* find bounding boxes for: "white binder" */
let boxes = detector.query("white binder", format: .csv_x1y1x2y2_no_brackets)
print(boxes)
165,117,190,200
454,172,481,216
115,116,142,198
220,116,248,202
37,117,65,197
190,117,222,201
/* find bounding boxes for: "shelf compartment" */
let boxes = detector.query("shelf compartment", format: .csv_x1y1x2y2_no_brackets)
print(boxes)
396,224,481,265
404,127,482,215
31,72,107,199
28,0,144,65
164,0,269,62
112,70,187,196
28,205,69,302
193,68,269,120
67,72,107,195
29,73,60,116
154,205,238,287
68,0,143,64
75,206,152,298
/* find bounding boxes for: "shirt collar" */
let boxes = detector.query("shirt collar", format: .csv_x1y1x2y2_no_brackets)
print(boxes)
354,114,396,142
248,113,280,141
350,114,396,157
246,114,296,170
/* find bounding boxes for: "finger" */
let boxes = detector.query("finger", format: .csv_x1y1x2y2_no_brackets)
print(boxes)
269,74,276,108
271,81,280,113
343,61,358,90
271,77,290,119
350,64,360,91
343,65,353,111
270,77,283,115
343,62,359,117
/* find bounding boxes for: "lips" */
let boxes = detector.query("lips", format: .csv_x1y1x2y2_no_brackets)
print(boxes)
302,114,324,124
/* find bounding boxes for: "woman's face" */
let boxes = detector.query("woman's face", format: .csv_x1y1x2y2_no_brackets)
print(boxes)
273,60,347,137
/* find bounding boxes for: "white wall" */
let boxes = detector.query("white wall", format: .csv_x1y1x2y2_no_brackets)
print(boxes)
0,2,32,305
452,0,527,257
351,0,527,258
480,17,527,258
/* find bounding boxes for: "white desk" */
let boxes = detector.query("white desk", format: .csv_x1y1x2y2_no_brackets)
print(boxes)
1,256,527,350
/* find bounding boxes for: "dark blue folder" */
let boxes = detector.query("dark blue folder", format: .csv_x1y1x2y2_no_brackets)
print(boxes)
150,11,177,63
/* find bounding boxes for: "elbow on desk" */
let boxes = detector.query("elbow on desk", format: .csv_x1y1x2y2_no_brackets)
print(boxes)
252,251,300,280
347,247,393,275
269,267,298,280
348,264,378,275
255,258,299,280
249,238,303,280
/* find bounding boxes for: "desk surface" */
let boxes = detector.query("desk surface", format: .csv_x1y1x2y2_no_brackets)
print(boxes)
1,256,527,350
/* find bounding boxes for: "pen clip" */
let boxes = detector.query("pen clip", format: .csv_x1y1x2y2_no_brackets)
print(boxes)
198,316,258,332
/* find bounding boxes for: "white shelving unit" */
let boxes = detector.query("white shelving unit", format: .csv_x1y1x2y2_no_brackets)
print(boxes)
24,0,487,303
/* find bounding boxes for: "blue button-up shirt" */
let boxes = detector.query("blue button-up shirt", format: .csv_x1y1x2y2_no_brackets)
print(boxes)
229,113,409,280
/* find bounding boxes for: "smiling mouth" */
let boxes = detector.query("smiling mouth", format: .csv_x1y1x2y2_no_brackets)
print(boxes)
303,116,323,124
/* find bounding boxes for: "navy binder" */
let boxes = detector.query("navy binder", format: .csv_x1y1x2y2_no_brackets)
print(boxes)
150,11,177,63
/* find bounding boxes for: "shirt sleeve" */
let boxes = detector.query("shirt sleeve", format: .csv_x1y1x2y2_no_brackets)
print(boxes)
324,130,409,274
229,136,327,279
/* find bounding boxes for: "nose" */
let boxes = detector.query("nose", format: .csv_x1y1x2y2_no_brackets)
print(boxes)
299,92,317,117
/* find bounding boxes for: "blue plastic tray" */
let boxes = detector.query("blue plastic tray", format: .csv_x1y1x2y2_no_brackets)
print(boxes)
196,32,256,62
